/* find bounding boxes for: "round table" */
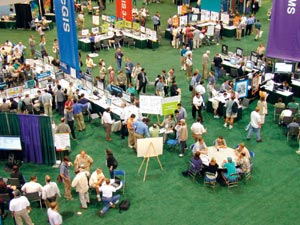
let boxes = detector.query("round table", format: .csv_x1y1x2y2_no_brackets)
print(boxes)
200,146,237,168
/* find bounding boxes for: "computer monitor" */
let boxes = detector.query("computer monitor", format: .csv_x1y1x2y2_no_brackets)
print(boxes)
246,61,254,70
236,47,243,57
230,57,237,65
250,51,259,64
274,62,294,73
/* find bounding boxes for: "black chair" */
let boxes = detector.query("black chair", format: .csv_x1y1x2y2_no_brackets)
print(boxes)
101,40,110,50
25,192,43,209
7,178,21,189
287,126,300,142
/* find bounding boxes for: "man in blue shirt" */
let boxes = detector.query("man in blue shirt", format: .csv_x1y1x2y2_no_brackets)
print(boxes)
132,118,150,149
73,99,88,131
246,15,255,35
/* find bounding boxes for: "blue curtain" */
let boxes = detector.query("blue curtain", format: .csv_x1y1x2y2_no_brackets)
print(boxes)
18,115,43,164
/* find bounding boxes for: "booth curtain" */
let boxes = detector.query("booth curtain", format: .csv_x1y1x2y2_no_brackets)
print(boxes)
39,116,55,165
0,113,20,136
18,115,43,164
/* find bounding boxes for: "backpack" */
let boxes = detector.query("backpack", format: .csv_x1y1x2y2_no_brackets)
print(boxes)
231,101,238,114
119,200,130,213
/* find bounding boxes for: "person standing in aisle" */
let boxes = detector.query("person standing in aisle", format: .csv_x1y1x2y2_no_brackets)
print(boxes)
247,107,262,142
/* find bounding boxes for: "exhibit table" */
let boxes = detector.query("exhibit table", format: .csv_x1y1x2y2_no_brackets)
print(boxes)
291,79,300,98
206,94,243,121
200,146,237,169
0,20,16,29
264,86,294,105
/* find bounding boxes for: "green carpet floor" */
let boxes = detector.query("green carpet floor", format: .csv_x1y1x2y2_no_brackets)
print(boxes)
1,0,300,224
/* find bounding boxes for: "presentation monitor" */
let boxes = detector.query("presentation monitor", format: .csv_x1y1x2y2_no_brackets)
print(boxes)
91,27,99,34
230,57,237,65
274,62,294,73
221,44,228,55
246,60,254,70
250,51,259,64
236,47,243,57
0,136,22,150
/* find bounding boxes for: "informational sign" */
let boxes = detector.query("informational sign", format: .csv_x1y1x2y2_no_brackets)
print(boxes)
101,23,109,33
161,96,181,116
116,0,132,21
179,15,188,26
6,86,23,98
201,10,210,21
54,0,80,78
139,95,162,115
206,25,215,36
36,71,51,80
220,13,230,24
115,20,124,29
92,15,99,25
124,20,132,29
54,133,71,151
25,79,35,89
210,11,219,21
132,22,140,31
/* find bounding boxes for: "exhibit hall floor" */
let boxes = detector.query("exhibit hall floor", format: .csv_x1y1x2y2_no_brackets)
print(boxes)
1,0,300,224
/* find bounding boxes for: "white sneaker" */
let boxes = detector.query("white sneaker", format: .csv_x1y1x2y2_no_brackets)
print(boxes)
214,115,220,119
223,123,227,128
229,125,233,129
179,154,184,157
97,195,101,202
296,150,300,155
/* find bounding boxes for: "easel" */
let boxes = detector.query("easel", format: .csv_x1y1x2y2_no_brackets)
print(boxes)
138,142,163,182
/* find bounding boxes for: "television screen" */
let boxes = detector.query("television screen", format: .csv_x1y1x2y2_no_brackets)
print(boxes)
230,57,237,65
274,62,293,73
250,51,259,64
246,61,254,70
236,47,243,57
0,136,22,150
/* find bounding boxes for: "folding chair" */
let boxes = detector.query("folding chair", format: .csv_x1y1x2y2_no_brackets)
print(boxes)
25,192,43,209
287,126,300,142
186,161,202,182
8,178,21,189
222,173,240,188
166,139,180,152
204,172,218,188
114,170,126,194
273,107,284,122
101,40,110,50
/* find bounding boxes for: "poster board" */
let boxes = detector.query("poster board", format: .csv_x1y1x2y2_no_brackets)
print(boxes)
124,20,132,29
234,79,249,98
101,23,109,33
206,25,215,36
220,13,230,24
179,15,188,26
210,11,219,21
92,15,99,25
132,22,140,31
201,10,210,22
252,75,261,95
54,133,71,151
139,95,162,115
6,86,23,98
115,20,124,29
137,137,163,157
161,96,181,116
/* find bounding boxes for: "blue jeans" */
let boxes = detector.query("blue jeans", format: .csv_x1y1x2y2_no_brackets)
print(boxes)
101,194,120,214
116,60,122,71
247,125,261,140
214,67,221,80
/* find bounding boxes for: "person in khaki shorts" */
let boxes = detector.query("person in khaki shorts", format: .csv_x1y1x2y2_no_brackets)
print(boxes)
127,114,136,148
9,190,34,225
60,156,73,200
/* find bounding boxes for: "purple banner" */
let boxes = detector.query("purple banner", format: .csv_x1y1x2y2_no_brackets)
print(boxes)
266,0,300,61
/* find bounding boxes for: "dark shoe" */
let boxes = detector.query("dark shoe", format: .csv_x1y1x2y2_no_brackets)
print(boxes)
256,139,262,142
246,138,250,140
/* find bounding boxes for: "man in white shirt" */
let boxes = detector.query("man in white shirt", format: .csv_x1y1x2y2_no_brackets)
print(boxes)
9,190,33,225
246,107,262,142
47,202,62,225
191,117,206,141
89,168,106,202
192,93,204,121
98,178,120,217
42,175,61,208
71,168,90,209
279,108,293,124
21,175,43,196
103,107,114,141
41,90,53,118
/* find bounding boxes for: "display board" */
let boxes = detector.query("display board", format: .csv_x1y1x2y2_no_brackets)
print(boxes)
6,86,23,98
161,96,181,116
139,95,162,115
137,137,163,158
54,133,71,151
0,136,22,151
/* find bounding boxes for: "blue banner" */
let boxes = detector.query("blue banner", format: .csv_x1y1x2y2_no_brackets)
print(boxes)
54,0,80,78
36,71,51,80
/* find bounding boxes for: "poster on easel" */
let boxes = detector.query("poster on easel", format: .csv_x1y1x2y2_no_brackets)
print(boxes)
220,13,230,25
92,15,100,25
124,20,132,29
161,96,181,116
6,86,23,98
115,20,124,29
139,95,162,115
137,137,163,157
54,133,71,151
101,22,109,33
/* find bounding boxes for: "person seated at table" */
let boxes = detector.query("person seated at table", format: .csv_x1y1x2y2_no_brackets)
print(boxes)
236,153,251,174
222,157,239,181
280,81,290,91
192,137,208,155
274,97,285,109
10,165,26,187
21,175,43,196
287,118,300,134
89,168,105,202
203,157,219,179
219,80,231,93
108,32,119,48
214,136,227,149
126,83,137,96
182,152,202,177
234,143,250,159
287,98,299,110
